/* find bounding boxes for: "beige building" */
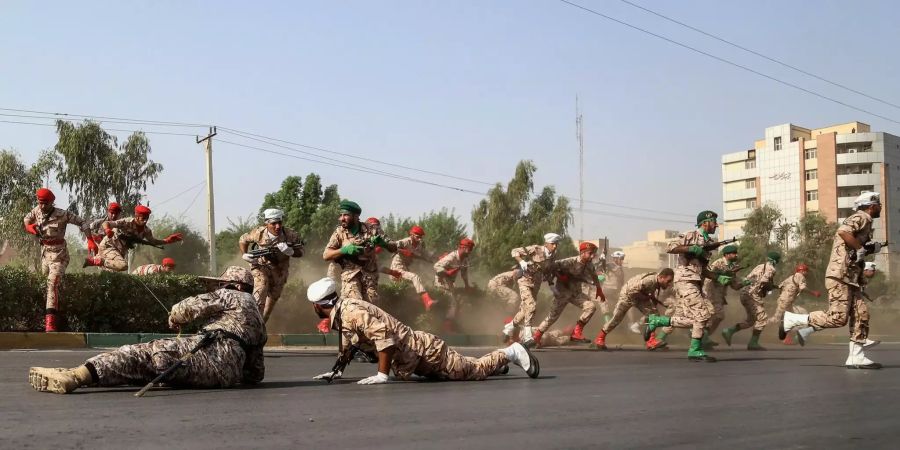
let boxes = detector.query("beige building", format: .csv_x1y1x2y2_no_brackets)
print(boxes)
621,230,680,270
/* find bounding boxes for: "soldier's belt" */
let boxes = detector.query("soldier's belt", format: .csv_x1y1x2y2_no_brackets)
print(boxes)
40,238,66,246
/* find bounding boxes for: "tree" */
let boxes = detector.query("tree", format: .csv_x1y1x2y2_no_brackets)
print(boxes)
51,120,163,218
783,212,837,288
0,150,43,267
382,208,468,254
471,161,572,274
259,174,340,244
214,215,258,272
738,204,783,268
131,215,210,275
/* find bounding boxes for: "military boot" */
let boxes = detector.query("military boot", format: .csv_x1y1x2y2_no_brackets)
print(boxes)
721,327,738,346
643,315,671,341
747,330,766,350
687,338,717,362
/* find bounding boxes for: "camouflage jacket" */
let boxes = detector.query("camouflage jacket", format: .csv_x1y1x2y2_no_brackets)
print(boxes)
777,272,808,300
667,229,716,282
742,262,777,297
23,206,89,247
239,225,303,268
433,250,468,285
622,272,663,302
390,237,431,271
511,244,556,287
548,255,601,295
826,210,873,286
703,257,743,301
100,217,165,255
325,222,392,279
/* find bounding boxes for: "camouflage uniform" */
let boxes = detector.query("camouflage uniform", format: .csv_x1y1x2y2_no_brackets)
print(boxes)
536,256,600,333
23,206,89,312
808,211,873,342
510,244,555,328
703,257,743,333
771,272,808,325
98,218,165,272
333,297,507,380
735,262,776,331
239,226,303,315
390,237,430,294
85,288,267,388
487,270,520,313
325,222,386,303
666,230,716,339
131,264,167,275
602,272,662,333
433,250,468,320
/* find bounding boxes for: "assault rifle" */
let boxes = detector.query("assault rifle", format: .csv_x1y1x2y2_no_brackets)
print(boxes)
248,242,305,263
120,234,164,249
134,331,218,397
325,344,359,384
703,236,740,252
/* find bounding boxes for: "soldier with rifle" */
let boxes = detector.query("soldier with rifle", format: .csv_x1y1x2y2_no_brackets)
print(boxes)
592,268,674,351
700,244,744,348
721,251,781,350
83,204,183,272
388,225,438,311
769,263,821,345
782,192,887,369
503,233,562,347
433,238,476,332
307,277,539,384
28,266,266,394
240,208,304,323
23,188,93,332
86,202,122,254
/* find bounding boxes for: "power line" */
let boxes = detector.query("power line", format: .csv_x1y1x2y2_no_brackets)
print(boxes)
152,181,206,206
0,118,198,137
0,107,210,128
557,0,900,126
617,0,900,112
178,185,206,219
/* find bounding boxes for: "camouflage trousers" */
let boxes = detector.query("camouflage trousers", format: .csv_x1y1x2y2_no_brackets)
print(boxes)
487,279,519,313
540,328,573,347
251,264,289,321
706,291,727,334
769,292,799,326
536,292,596,333
85,336,248,388
808,278,869,343
511,281,539,327
342,271,379,303
434,277,461,320
667,281,712,339
602,293,656,334
99,245,128,272
392,269,427,294
735,291,767,331
41,246,69,311
430,348,509,381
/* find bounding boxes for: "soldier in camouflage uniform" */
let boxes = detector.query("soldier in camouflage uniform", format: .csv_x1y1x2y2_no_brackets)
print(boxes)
533,242,606,346
487,269,521,315
83,205,183,272
768,263,820,345
23,188,93,332
87,202,122,255
592,268,674,351
239,208,304,323
29,266,267,394
782,192,884,368
503,233,562,347
644,210,723,362
306,277,539,383
323,200,396,304
433,238,475,332
722,252,780,350
701,245,743,347
132,257,176,275
388,225,437,311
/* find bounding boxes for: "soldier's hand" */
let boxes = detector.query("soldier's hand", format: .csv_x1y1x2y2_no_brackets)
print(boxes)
716,274,733,286
313,370,341,381
241,253,257,263
596,274,606,283
688,245,705,257
370,235,388,248
810,290,822,298
444,267,459,277
596,286,606,301
104,226,114,238
163,233,183,244
167,316,181,332
86,238,98,255
518,260,530,271
398,248,414,258
340,243,362,256
863,242,882,254
276,242,294,256
357,372,390,385
24,223,39,235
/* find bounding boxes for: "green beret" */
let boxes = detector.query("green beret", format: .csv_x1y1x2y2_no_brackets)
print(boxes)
696,210,718,226
339,200,362,215
721,245,738,255
767,251,781,263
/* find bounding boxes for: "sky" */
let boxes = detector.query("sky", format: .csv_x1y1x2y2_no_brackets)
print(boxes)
2,0,900,246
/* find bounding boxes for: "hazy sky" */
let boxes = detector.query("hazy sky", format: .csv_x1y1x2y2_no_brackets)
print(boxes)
3,0,899,245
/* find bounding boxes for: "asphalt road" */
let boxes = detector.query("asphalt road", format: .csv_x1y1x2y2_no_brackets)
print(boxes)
3,344,899,450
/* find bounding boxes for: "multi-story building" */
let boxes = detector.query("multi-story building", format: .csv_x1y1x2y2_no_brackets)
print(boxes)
621,230,680,270
722,121,900,276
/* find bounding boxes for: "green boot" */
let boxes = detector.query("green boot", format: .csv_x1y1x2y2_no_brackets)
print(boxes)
687,338,717,362
747,330,766,351
643,315,671,341
721,327,737,347
701,330,715,351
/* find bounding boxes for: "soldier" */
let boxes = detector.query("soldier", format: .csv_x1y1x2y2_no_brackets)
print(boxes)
769,263,821,345
487,269,521,316
239,208,304,323
433,238,475,332
782,192,884,368
28,266,267,394
644,210,723,362
306,277,539,383
132,257,176,275
503,233,562,347
23,188,94,332
83,205,183,272
388,225,438,311
87,202,122,254
721,252,780,350
592,268,674,351
533,242,606,346
323,200,396,304
702,245,743,347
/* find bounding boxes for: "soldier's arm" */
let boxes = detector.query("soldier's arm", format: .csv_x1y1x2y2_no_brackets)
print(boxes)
511,246,531,262
23,209,36,226
169,293,227,326
461,265,471,288
666,239,691,255
433,254,450,273
837,216,864,250
142,228,166,245
353,311,397,352
323,231,344,261
238,231,252,254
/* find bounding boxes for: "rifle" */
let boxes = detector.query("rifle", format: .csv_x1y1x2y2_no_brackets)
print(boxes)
120,234,164,249
325,344,359,384
134,331,218,397
702,236,740,252
248,241,305,263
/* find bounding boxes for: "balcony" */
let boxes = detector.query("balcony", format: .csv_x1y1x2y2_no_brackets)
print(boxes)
838,196,857,209
723,188,756,201
722,168,757,183
724,208,753,221
837,173,880,187
837,152,882,165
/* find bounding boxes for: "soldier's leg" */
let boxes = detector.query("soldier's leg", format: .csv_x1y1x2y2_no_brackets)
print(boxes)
489,281,519,314
535,297,567,334
601,297,633,334
707,297,725,334
541,328,574,346
808,279,851,330
251,267,271,313
100,247,128,272
362,272,379,304
441,347,510,381
571,295,597,325
340,273,366,300
666,282,714,361
845,294,880,368
262,267,288,322
400,270,426,294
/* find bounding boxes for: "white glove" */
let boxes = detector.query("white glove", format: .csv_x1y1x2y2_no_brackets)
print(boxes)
855,248,868,260
241,253,257,263
313,370,341,381
357,372,390,385
276,242,294,256
549,284,560,297
518,260,530,271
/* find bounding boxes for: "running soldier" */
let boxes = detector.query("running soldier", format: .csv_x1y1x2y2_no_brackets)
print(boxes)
592,268,674,351
132,257,176,275
239,208,304,323
87,202,122,254
28,266,267,394
533,242,606,347
702,245,743,347
769,263,820,345
307,277,539,383
487,269,521,316
433,238,475,332
23,188,93,332
83,205,183,272
782,192,884,369
722,251,780,350
503,233,562,347
388,225,437,311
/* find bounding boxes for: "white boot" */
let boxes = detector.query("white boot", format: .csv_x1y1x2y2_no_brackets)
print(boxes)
503,342,540,378
501,321,516,337
796,327,815,346
845,341,882,369
863,338,881,349
780,311,809,339
629,322,642,334
520,326,535,348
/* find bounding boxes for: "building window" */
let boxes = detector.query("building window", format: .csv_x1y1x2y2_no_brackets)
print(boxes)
745,199,757,209
806,190,818,201
837,164,874,175
805,169,818,181
805,148,817,159
774,136,782,151
745,159,756,169
745,179,756,189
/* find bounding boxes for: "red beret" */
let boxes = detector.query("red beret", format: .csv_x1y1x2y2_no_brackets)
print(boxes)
161,257,175,267
410,225,425,236
459,238,475,248
366,217,380,225
108,202,121,213
36,188,55,202
579,242,598,252
134,205,152,216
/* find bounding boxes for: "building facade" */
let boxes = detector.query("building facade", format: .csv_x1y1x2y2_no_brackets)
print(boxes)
621,229,680,270
722,121,900,276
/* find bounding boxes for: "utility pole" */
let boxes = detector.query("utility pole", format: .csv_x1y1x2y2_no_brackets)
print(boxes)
576,95,584,240
197,126,217,275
